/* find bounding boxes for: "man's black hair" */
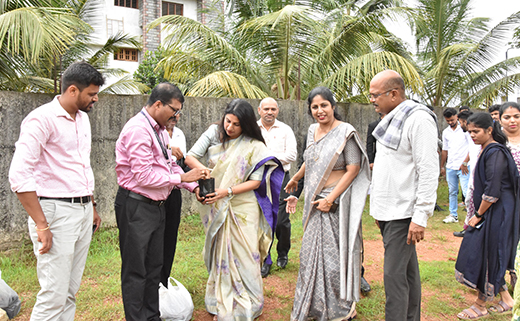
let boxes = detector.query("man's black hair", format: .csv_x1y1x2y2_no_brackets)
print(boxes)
457,110,473,121
443,107,458,118
459,106,470,112
61,61,104,93
488,104,501,113
147,83,185,107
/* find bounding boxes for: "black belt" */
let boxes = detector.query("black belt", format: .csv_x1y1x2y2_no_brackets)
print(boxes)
127,190,165,206
39,196,91,204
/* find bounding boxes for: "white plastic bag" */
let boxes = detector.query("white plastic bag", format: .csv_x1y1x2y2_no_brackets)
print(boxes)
159,277,194,321
0,270,21,319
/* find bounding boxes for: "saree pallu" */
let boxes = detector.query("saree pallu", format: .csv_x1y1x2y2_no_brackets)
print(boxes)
291,123,370,321
199,135,284,321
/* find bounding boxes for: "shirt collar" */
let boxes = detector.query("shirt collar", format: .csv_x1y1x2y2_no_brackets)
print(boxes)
448,123,460,132
257,119,280,130
51,95,78,121
141,107,164,131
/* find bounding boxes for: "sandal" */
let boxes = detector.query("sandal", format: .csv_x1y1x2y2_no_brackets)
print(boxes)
457,305,489,320
489,300,512,314
342,310,357,320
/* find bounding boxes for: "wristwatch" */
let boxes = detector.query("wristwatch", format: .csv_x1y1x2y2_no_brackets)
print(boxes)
462,162,468,166
227,187,234,197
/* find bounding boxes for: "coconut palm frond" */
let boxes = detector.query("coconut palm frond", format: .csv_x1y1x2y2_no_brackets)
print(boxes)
100,75,150,94
188,71,268,99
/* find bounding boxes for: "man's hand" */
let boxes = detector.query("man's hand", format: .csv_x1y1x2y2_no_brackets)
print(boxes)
194,187,205,203
374,219,380,228
440,168,446,177
93,206,101,233
370,163,374,170
36,228,53,254
170,146,183,160
285,196,298,214
180,168,209,182
407,222,425,245
460,164,469,175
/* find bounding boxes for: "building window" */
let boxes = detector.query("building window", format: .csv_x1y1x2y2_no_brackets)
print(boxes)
114,0,137,9
107,18,124,37
114,48,139,62
162,2,183,16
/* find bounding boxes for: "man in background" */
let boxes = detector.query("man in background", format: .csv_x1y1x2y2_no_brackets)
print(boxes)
161,113,190,287
489,104,501,122
440,108,471,224
257,97,297,277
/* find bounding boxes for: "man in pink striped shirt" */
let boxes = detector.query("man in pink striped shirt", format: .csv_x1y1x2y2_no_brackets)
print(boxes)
115,83,206,321
9,62,104,321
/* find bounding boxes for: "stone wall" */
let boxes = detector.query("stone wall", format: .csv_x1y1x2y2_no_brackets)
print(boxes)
0,91,450,246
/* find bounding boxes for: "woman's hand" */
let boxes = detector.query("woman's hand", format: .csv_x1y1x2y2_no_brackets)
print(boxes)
468,215,482,228
311,198,331,213
203,188,228,205
285,179,298,194
285,196,298,214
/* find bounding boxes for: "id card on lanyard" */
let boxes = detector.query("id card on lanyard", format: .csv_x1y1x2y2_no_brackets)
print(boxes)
140,111,173,173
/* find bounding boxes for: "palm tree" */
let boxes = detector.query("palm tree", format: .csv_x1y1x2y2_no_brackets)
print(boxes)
149,1,422,101
0,0,89,90
0,0,148,94
413,0,520,107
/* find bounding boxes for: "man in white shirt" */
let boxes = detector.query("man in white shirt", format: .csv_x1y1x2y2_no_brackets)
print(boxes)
369,70,439,321
257,97,297,277
440,108,471,223
161,114,188,287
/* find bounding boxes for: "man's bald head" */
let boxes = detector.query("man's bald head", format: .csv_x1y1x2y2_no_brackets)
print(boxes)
258,97,279,128
371,70,406,97
369,70,407,115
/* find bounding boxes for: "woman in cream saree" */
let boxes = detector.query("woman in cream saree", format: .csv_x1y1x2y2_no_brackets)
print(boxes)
286,87,370,321
186,99,284,321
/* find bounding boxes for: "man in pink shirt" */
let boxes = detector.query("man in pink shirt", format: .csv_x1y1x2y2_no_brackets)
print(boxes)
115,83,206,321
8,61,104,321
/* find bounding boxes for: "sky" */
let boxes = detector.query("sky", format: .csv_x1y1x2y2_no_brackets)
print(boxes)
387,0,520,102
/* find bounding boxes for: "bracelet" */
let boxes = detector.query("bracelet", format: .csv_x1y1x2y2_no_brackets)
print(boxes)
92,200,97,207
35,224,50,232
324,197,334,207
474,211,483,219
228,187,234,197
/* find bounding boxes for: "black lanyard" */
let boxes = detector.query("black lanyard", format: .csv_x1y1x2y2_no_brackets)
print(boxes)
140,111,169,160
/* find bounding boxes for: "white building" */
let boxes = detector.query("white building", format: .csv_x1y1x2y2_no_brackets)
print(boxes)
89,0,222,85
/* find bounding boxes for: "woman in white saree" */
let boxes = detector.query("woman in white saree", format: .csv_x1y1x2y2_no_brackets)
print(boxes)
185,99,284,321
286,87,370,321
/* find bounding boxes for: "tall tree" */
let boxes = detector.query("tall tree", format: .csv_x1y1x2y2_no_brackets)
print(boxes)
0,0,88,90
149,1,422,101
0,0,147,94
413,0,520,107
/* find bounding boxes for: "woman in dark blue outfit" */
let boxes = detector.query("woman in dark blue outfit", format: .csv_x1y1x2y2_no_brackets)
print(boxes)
455,113,520,320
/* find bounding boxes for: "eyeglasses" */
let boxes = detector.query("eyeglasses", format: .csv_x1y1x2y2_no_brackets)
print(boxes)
367,88,397,100
165,103,182,116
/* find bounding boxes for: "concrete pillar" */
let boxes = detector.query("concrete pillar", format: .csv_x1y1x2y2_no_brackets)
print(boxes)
141,0,161,52
197,0,224,30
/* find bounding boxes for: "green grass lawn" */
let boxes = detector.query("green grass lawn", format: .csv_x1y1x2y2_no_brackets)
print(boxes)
0,178,514,320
